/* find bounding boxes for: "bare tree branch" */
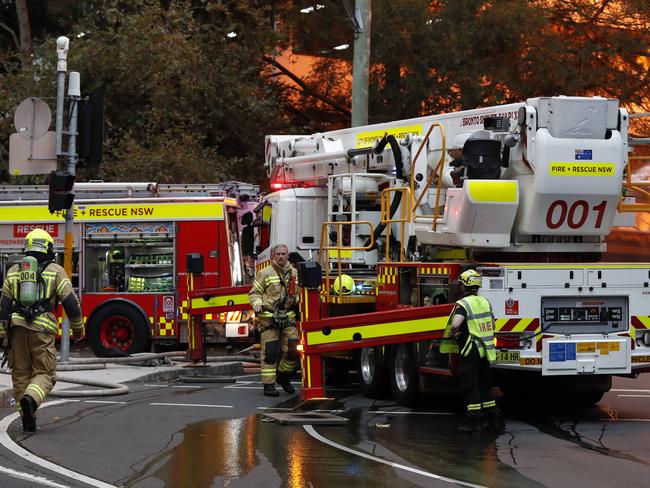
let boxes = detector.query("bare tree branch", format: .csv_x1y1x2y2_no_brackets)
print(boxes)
263,55,350,117
0,20,20,51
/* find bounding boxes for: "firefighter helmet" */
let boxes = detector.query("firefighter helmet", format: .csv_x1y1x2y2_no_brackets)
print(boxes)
458,269,482,288
24,228,54,254
332,274,354,295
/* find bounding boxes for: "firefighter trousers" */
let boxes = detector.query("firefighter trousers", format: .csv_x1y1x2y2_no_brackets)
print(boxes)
259,326,299,385
8,326,57,411
459,344,499,418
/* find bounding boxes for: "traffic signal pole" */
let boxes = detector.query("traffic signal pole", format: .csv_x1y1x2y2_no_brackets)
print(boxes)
60,72,80,363
54,35,80,364
54,37,68,157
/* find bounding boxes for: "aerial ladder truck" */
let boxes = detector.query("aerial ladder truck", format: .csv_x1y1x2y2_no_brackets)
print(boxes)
256,95,650,405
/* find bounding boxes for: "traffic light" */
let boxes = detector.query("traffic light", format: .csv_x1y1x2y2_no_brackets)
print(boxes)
77,93,104,167
48,171,75,212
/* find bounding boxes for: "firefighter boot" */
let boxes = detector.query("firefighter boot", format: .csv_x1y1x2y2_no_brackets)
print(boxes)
276,372,296,394
20,395,37,434
263,384,280,397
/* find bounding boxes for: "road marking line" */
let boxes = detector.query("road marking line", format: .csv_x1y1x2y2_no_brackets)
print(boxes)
369,411,454,416
617,394,650,398
612,389,650,393
84,400,127,404
223,385,262,389
150,402,234,408
0,399,116,487
303,425,486,488
0,464,70,488
171,385,202,389
143,384,169,388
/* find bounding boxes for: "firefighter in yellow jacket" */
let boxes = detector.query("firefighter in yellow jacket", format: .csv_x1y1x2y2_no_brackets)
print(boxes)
0,229,84,434
249,244,300,397
441,269,505,433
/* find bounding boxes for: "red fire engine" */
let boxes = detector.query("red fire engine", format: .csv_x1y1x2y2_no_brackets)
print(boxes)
0,182,258,356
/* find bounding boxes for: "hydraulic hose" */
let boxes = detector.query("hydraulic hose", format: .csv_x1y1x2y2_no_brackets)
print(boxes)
366,134,404,250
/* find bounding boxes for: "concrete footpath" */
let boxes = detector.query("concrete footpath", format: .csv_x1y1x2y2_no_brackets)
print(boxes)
0,350,249,408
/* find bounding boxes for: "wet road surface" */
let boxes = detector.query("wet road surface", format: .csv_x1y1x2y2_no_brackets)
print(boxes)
1,374,649,488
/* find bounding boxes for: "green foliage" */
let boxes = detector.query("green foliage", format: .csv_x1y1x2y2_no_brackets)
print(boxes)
1,0,285,184
1,0,648,185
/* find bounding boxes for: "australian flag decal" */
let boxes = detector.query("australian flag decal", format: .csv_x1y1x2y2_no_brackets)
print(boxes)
575,149,593,160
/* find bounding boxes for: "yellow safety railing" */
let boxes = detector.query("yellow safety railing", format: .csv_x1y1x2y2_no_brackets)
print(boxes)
380,187,412,263
408,123,448,231
319,220,375,301
618,154,650,212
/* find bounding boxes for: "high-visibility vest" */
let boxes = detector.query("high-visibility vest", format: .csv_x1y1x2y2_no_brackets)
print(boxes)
440,295,496,362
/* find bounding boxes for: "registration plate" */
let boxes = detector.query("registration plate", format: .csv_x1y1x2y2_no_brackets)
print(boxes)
495,351,520,363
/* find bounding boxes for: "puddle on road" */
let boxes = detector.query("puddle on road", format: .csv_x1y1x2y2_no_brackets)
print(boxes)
117,396,648,487
122,416,261,487
118,403,548,488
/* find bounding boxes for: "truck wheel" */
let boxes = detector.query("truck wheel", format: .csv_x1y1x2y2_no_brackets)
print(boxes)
358,346,389,398
388,343,419,406
87,303,150,357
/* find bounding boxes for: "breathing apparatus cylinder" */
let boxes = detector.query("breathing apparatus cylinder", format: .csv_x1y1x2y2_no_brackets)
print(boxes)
19,255,39,307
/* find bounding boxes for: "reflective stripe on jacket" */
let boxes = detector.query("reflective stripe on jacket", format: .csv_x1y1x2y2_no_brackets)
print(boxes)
458,295,496,362
440,295,496,361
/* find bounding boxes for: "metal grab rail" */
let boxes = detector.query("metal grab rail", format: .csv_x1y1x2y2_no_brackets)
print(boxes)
619,155,650,211
318,220,375,301
380,187,412,263
407,123,448,231
619,113,650,211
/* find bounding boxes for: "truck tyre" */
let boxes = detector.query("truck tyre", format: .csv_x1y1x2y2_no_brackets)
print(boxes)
358,346,389,398
388,343,419,406
87,302,150,357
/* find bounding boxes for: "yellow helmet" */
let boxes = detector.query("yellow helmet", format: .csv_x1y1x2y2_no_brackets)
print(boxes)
332,274,355,295
25,228,54,254
459,269,482,288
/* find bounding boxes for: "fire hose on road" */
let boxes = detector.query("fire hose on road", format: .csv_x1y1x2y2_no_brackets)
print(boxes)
1,351,260,398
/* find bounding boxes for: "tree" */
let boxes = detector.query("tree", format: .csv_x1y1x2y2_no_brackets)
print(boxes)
69,0,286,184
0,0,289,185
280,0,649,126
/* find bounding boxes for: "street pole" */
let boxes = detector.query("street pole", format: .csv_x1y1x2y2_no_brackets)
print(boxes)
54,36,68,157
351,0,371,127
59,70,80,363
